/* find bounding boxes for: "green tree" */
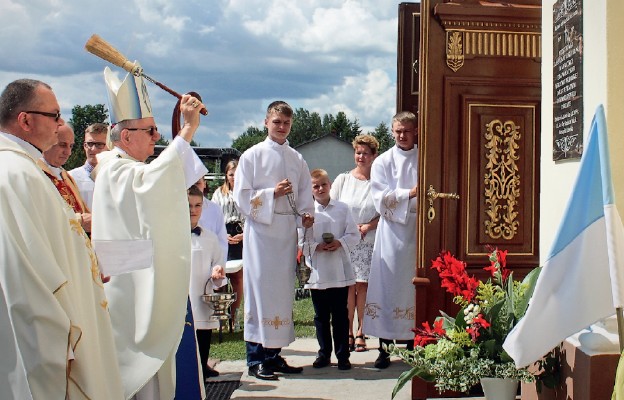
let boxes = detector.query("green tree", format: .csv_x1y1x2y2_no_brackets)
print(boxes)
370,121,394,154
330,111,352,141
232,126,266,153
66,104,108,170
346,118,363,144
290,108,323,147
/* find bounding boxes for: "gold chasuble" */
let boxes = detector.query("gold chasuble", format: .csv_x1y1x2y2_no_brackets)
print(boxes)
0,133,123,399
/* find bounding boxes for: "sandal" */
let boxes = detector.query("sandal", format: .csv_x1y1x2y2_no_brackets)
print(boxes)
348,335,355,352
354,335,368,352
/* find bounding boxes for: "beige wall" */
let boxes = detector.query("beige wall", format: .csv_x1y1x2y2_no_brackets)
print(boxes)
540,0,624,261
607,2,624,210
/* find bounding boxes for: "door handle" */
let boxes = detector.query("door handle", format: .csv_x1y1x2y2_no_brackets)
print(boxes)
426,185,459,223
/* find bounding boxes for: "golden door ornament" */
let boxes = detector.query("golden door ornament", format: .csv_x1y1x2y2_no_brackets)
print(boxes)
446,30,464,72
484,119,521,240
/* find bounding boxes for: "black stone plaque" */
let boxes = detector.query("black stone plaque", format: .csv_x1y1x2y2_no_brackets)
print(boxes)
553,0,583,161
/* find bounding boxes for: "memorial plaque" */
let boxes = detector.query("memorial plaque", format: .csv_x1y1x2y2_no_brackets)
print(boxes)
553,0,583,161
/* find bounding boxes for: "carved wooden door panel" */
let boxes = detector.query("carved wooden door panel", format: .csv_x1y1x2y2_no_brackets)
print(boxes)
399,1,542,398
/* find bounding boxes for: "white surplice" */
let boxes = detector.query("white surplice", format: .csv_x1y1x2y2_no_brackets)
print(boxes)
68,164,95,210
233,138,314,348
0,133,123,400
91,136,206,400
300,199,360,290
199,198,229,259
364,145,418,341
190,226,226,330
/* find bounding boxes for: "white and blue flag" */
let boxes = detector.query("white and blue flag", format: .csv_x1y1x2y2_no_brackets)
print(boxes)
504,105,624,367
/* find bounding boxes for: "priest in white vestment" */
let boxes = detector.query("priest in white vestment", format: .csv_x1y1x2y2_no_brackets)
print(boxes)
0,78,124,399
90,65,207,400
364,111,419,370
234,101,314,381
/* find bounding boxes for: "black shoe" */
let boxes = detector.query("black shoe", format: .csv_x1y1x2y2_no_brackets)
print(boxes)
337,359,351,370
374,353,390,369
204,365,220,379
248,364,278,380
312,355,330,369
270,356,303,374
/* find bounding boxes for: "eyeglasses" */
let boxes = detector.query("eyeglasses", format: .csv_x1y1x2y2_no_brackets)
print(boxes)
24,110,61,122
84,141,107,150
126,126,159,136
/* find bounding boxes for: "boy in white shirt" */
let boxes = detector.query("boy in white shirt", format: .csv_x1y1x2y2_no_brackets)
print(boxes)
188,185,227,382
300,169,360,370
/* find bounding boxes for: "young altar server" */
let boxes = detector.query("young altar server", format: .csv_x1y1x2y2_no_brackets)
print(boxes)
300,168,360,371
187,185,227,382
364,111,419,369
233,100,315,380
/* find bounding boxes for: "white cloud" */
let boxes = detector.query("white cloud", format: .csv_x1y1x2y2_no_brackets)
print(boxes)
0,0,400,147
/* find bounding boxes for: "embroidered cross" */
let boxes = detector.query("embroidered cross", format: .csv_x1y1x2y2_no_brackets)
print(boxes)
251,196,263,219
263,315,290,330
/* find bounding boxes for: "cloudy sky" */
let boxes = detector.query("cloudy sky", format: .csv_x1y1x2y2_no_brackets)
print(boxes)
0,0,402,148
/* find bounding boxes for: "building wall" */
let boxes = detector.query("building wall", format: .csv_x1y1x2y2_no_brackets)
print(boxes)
296,136,354,182
540,0,624,261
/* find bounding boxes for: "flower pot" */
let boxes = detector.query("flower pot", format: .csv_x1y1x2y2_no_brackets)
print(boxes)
480,377,519,400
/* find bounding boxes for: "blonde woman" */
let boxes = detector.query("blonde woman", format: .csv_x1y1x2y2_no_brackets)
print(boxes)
330,134,380,352
212,159,245,327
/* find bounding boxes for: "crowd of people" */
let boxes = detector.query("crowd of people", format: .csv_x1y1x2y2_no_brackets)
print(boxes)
0,70,418,399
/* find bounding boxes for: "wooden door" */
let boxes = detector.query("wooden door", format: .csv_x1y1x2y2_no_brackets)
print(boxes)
397,1,542,398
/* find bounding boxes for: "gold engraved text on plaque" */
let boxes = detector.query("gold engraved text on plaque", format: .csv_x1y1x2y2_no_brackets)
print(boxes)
484,119,520,240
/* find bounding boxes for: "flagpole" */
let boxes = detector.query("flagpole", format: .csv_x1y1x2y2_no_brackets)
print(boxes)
617,308,624,352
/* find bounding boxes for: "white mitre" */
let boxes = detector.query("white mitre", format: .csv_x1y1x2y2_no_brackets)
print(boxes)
104,61,153,124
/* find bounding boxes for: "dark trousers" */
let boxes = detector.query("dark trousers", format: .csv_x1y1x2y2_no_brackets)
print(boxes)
311,286,350,361
197,329,213,381
378,337,414,356
246,341,281,367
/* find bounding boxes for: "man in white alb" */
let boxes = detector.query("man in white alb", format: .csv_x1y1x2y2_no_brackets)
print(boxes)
364,111,419,369
69,122,108,210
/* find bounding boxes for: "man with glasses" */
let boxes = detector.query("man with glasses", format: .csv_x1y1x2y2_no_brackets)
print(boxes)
91,64,207,400
38,122,92,233
69,122,108,209
0,79,124,398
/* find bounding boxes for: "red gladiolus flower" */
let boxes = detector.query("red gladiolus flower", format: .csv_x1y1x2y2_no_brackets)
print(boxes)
432,251,480,302
466,313,491,341
413,319,447,347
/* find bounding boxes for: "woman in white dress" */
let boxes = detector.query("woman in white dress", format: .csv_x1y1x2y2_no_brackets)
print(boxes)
330,135,380,352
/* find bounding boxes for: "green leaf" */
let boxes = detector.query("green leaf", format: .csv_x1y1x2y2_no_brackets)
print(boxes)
515,267,542,318
439,310,456,327
392,367,429,399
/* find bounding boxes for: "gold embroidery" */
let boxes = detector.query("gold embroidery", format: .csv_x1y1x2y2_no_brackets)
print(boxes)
382,196,398,218
263,315,290,330
364,303,382,320
250,196,263,219
392,306,415,321
69,215,105,288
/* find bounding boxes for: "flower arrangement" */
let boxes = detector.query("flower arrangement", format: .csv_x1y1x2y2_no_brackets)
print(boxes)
390,248,542,397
